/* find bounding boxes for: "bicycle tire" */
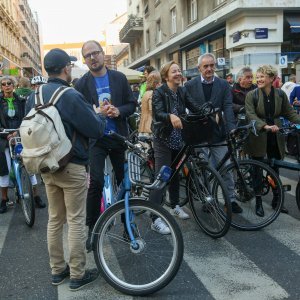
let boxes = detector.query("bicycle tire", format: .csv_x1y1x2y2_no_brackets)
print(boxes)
296,182,300,211
219,159,284,231
92,197,183,296
19,166,35,227
187,161,232,238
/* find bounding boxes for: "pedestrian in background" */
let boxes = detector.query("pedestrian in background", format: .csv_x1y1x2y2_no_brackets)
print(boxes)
138,70,161,136
0,76,45,213
26,48,106,291
281,74,297,100
14,77,33,102
75,40,136,249
138,65,155,102
245,64,300,216
232,67,256,123
226,73,234,87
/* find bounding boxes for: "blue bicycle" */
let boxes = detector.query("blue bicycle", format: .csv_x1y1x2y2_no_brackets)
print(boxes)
0,129,35,227
90,132,184,296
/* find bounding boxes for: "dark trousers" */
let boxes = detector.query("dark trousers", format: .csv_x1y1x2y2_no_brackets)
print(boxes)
252,134,281,195
86,136,125,227
149,138,180,208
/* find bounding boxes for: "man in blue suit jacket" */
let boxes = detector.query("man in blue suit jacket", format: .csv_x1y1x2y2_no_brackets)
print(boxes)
185,53,242,213
75,41,136,249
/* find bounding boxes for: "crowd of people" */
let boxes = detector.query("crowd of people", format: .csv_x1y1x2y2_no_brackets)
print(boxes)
1,46,300,292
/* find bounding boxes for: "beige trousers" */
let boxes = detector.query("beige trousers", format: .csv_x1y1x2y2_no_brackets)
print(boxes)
42,163,88,279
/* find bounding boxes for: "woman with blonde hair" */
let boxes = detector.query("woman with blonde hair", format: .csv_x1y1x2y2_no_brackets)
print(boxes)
149,61,200,234
245,64,300,216
138,70,161,135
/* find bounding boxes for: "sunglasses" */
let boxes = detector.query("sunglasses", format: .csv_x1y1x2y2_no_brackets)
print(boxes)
1,81,12,86
83,50,102,60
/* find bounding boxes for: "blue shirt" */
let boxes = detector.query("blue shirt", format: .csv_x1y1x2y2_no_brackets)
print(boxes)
94,73,117,135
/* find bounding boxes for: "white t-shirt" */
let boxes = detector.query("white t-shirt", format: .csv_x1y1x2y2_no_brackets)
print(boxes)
281,82,298,99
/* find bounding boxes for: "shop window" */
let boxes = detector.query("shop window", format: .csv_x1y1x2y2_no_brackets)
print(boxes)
146,30,150,52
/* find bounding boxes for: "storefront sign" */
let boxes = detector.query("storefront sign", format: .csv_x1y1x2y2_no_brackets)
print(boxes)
255,28,268,39
232,31,241,43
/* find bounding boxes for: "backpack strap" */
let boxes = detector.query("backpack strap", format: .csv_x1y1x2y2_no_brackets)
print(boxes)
49,86,72,105
35,85,44,106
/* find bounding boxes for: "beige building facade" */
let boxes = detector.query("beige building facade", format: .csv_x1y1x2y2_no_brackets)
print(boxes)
0,0,42,77
120,0,300,82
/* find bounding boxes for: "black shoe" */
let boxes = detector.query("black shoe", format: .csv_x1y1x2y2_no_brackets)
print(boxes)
255,197,264,217
272,198,289,214
231,201,243,214
34,196,46,208
0,199,8,214
52,264,70,285
69,268,99,291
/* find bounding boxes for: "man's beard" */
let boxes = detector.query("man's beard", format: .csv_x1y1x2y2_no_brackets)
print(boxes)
91,63,104,72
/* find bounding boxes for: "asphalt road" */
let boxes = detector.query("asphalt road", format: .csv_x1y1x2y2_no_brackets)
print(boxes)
1,167,300,300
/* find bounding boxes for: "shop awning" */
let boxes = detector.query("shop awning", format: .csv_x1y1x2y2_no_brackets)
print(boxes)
287,16,300,33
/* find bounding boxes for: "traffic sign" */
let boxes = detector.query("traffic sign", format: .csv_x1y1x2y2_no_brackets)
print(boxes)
217,58,226,66
279,55,288,68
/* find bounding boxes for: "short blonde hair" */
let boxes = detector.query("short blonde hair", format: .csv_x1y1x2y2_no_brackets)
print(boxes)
256,65,278,79
146,71,161,91
160,60,177,83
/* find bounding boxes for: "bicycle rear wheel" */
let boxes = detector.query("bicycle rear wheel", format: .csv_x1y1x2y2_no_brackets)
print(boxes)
93,198,183,296
219,159,284,231
295,182,300,211
19,166,35,227
187,161,232,238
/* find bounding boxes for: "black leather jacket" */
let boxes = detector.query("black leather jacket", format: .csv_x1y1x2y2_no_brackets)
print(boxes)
152,83,200,139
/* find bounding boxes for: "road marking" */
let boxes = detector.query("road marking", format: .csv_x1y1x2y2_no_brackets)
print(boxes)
0,208,14,254
183,232,289,300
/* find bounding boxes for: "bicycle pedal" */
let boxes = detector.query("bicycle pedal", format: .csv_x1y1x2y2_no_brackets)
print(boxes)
283,184,291,192
7,201,15,208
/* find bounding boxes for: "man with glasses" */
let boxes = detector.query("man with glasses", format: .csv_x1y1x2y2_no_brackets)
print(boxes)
75,40,136,250
184,53,240,213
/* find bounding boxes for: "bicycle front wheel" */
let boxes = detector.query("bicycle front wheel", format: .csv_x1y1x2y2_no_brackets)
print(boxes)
219,159,284,231
19,166,35,227
187,161,232,238
295,182,300,211
93,198,183,296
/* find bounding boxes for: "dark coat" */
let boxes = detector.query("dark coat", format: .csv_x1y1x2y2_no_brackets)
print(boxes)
75,68,137,138
245,88,300,158
0,93,25,176
232,82,257,115
26,78,106,166
184,76,236,143
151,84,200,139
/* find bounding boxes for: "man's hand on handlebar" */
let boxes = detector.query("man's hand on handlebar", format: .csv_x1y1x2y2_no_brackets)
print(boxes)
170,114,183,129
264,125,279,133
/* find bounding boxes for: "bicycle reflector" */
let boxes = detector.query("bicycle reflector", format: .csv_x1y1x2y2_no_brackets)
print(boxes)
158,166,172,182
15,143,23,155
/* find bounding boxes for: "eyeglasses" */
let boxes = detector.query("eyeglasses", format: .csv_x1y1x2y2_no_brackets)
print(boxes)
83,50,102,60
1,81,12,86
66,63,74,68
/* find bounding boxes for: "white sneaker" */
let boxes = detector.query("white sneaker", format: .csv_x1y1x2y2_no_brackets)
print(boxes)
151,218,171,235
171,205,190,220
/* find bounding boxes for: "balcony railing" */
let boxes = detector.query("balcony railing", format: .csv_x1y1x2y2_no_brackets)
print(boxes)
119,16,143,43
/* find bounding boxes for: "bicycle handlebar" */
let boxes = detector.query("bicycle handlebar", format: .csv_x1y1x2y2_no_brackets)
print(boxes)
109,131,144,154
230,120,258,139
0,128,19,137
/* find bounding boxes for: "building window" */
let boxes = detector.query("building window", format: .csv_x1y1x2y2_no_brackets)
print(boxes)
171,7,176,35
146,30,150,51
215,0,226,6
188,0,197,23
156,19,162,44
155,0,160,6
136,5,140,14
144,0,149,16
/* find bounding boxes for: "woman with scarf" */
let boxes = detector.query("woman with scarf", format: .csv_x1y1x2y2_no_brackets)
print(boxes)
0,76,45,213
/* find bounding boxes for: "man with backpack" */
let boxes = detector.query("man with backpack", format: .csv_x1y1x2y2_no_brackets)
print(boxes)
25,48,106,291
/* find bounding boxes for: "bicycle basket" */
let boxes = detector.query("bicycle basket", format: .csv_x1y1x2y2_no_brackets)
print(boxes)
180,114,216,145
128,152,154,186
